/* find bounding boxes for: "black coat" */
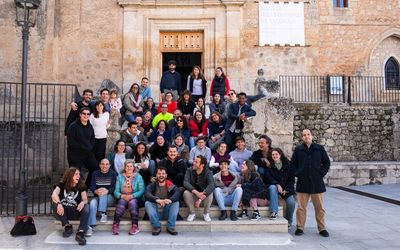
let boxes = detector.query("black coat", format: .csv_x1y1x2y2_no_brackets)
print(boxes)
263,160,295,198
290,143,330,194
241,172,267,205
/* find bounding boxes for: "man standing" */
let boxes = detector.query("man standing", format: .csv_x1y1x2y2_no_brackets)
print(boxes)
64,89,93,136
225,92,256,151
144,166,181,236
120,121,148,155
158,145,187,189
71,88,111,113
213,158,242,221
183,155,215,222
290,129,330,237
67,107,98,186
87,159,117,236
160,60,181,101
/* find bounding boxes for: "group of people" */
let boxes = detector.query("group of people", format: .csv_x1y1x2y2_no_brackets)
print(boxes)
56,62,331,245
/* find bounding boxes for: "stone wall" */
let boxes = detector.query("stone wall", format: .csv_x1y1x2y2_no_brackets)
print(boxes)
293,104,400,161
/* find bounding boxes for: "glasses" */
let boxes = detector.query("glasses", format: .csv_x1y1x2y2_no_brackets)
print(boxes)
81,112,90,115
177,120,183,122
229,93,235,96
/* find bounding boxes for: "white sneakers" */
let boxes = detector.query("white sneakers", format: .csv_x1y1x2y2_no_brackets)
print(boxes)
85,226,93,237
187,213,196,222
203,213,211,222
100,213,108,223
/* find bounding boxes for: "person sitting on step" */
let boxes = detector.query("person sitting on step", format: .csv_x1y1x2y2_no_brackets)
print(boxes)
144,166,181,236
213,158,242,221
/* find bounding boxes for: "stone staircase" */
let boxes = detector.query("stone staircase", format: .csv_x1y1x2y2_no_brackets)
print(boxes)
54,206,288,233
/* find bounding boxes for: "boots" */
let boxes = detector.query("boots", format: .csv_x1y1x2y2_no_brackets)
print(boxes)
219,210,227,220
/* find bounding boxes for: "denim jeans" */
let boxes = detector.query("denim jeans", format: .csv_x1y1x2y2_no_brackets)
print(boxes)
88,194,115,226
213,187,243,211
144,201,179,229
189,137,196,149
54,203,89,232
268,185,296,225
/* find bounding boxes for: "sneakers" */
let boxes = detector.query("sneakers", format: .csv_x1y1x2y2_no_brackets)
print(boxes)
238,209,248,219
218,210,227,220
230,210,238,221
152,227,161,236
129,224,140,235
319,230,330,237
295,228,304,236
100,213,108,223
112,223,119,235
167,227,178,235
251,211,261,221
75,231,86,245
85,226,93,237
62,224,73,238
269,212,277,220
203,213,211,222
187,213,196,222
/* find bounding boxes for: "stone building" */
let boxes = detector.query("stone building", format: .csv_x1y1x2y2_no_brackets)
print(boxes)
1,0,400,98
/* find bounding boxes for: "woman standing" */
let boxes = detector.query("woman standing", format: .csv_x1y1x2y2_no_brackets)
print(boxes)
89,101,110,162
264,148,295,226
187,65,207,102
210,67,230,102
51,168,89,245
112,160,145,235
124,83,143,122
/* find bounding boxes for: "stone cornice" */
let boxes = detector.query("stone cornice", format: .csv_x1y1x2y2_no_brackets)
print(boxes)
117,0,247,7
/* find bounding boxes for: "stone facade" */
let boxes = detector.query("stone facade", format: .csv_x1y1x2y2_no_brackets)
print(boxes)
293,104,400,162
1,0,400,98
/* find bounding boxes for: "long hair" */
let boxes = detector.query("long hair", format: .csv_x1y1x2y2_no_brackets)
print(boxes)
175,115,188,129
190,65,205,80
156,120,169,131
214,67,226,78
93,101,104,118
242,160,259,182
129,83,140,97
61,167,86,192
271,147,290,165
178,90,194,104
114,139,126,153
193,110,206,131
133,142,149,163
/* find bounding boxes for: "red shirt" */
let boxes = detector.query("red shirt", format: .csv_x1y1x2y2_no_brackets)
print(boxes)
221,173,234,187
157,101,177,114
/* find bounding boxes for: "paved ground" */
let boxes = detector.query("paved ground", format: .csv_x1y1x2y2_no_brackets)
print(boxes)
347,183,400,201
1,185,400,249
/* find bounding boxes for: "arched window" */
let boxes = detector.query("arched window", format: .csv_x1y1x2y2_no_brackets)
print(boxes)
385,57,400,90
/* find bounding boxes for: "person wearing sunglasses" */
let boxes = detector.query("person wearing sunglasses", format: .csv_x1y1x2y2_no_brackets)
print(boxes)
66,107,98,187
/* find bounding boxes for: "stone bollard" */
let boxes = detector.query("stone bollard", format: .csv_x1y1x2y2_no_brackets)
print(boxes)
106,108,122,156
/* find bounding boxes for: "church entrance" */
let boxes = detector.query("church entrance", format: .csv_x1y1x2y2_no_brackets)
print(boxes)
162,52,202,92
160,31,204,94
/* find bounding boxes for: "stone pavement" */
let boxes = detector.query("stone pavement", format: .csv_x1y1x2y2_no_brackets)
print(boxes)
1,185,400,250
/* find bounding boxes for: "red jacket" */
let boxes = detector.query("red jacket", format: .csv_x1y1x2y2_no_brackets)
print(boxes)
157,101,177,114
189,119,208,137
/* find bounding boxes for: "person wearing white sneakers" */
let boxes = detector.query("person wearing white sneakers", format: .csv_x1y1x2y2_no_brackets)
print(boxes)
87,159,117,236
183,155,215,222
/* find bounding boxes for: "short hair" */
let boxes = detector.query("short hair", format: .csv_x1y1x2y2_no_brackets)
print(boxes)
161,103,168,108
196,155,207,166
229,89,236,94
165,91,173,97
79,107,91,114
237,92,247,98
100,88,109,95
128,121,138,128
235,136,245,143
156,166,167,174
83,89,93,95
218,158,230,165
168,145,178,151
141,77,149,81
196,136,206,143
168,60,177,66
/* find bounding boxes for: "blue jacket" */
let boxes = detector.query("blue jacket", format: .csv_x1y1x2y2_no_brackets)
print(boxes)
225,102,256,131
114,173,145,199
160,71,181,93
290,143,330,194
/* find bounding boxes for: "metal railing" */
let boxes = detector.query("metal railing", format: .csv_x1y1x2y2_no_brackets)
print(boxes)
0,82,78,215
279,75,400,104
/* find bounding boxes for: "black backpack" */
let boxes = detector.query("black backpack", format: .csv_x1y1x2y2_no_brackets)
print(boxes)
10,216,37,236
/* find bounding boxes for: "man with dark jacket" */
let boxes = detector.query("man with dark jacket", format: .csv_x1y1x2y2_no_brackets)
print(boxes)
225,92,256,151
183,155,215,222
160,60,181,101
250,135,273,176
290,129,330,237
67,107,98,186
64,89,93,136
158,145,187,188
144,166,181,236
120,121,148,155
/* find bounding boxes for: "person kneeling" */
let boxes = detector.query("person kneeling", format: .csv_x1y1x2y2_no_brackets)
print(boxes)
51,168,89,245
183,155,215,222
144,167,181,236
112,160,145,235
213,158,242,221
